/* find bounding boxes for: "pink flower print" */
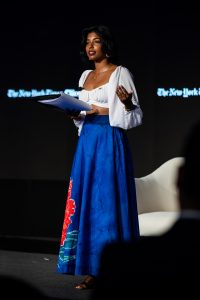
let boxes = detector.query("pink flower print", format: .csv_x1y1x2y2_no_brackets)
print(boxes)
60,179,76,246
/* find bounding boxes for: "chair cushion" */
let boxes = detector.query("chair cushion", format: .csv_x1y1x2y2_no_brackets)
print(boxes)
135,157,184,214
138,211,180,236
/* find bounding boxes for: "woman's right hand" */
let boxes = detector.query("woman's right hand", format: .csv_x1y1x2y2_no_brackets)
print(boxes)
86,105,99,115
70,104,99,120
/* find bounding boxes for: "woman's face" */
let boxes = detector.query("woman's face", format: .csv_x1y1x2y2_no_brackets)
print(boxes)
85,31,106,62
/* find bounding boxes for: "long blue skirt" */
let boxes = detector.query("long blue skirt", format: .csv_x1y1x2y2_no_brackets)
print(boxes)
57,115,139,276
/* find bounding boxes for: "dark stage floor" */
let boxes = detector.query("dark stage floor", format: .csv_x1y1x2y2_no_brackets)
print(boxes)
0,239,93,300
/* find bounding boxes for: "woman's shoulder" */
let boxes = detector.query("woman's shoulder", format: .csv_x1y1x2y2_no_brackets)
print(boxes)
79,70,93,87
112,65,133,76
113,65,134,81
120,65,133,75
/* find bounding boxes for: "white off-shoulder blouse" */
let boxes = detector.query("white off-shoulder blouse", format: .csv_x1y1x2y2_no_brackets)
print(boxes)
73,65,143,135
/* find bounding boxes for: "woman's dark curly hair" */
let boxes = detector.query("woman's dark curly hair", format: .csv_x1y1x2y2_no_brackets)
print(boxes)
80,25,118,64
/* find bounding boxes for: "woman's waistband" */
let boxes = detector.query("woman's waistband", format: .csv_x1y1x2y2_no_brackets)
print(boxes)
84,114,110,125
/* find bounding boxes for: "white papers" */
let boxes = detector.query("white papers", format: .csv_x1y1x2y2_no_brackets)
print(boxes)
33,92,92,114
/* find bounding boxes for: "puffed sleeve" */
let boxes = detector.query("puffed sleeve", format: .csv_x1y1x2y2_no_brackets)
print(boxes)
108,66,143,129
72,70,91,135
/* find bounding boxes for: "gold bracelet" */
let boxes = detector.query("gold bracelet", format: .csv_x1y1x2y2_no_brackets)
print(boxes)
125,106,134,112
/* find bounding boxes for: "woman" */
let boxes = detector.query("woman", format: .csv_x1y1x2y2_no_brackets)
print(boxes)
57,25,143,289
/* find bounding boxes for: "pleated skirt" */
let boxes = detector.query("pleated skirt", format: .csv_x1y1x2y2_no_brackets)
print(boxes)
57,115,139,276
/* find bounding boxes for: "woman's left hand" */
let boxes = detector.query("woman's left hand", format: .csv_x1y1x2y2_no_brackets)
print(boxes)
116,85,135,111
116,85,132,103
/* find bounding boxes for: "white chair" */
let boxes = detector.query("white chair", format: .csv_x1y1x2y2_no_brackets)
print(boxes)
135,157,184,236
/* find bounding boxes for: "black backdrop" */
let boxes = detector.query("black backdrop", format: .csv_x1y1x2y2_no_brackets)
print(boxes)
0,1,199,239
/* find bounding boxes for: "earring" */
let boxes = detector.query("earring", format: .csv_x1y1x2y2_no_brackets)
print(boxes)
106,54,110,58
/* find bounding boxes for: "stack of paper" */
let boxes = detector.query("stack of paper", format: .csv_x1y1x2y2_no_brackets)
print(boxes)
32,92,92,114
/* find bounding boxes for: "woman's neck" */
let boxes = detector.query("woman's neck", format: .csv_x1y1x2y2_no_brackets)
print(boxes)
94,59,113,72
